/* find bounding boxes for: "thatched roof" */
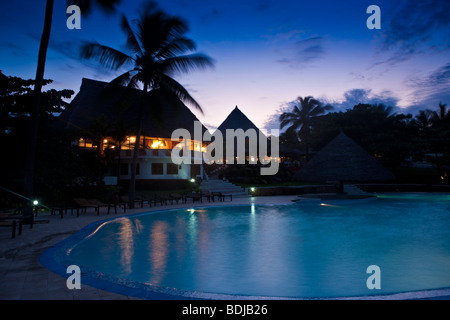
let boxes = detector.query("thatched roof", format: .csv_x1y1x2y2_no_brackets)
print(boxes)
57,78,208,137
294,131,395,182
214,106,269,156
215,106,263,135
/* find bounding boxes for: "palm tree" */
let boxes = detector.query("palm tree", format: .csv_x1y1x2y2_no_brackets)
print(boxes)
279,96,333,160
80,2,214,208
431,102,450,127
23,0,122,220
415,109,434,130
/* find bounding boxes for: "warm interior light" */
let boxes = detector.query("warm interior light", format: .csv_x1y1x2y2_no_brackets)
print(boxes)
103,139,108,144
151,140,166,149
129,137,136,143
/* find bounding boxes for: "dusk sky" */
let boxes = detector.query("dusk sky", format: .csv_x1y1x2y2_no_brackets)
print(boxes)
1,0,449,131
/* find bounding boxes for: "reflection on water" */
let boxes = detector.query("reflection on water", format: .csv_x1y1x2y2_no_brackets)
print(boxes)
69,196,450,298
118,218,134,274
148,221,169,285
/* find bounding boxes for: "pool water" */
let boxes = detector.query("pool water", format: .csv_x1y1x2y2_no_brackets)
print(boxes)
64,194,450,298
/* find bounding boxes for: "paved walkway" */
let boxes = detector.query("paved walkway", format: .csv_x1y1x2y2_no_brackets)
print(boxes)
0,195,298,300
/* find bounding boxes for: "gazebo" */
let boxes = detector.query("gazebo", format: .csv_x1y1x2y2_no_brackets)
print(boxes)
294,131,395,184
214,106,269,164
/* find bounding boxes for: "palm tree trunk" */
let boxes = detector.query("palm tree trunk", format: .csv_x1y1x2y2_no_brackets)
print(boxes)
128,83,148,208
117,145,122,185
23,0,54,220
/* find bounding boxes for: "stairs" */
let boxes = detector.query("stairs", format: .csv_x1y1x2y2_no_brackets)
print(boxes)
343,184,367,195
200,178,249,197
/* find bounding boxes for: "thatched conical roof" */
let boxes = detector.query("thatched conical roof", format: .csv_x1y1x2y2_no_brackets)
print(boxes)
213,106,270,157
57,78,208,137
214,106,264,136
295,131,395,182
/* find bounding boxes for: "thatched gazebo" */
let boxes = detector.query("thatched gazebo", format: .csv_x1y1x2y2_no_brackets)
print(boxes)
294,131,395,183
214,106,269,163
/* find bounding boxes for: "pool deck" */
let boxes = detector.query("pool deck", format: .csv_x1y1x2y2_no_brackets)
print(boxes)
1,194,449,300
0,195,300,300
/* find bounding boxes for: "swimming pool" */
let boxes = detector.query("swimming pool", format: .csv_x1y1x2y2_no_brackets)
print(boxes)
41,193,450,299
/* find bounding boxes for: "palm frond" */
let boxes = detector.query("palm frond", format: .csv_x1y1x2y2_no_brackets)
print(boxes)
158,74,203,114
160,54,214,75
109,70,132,87
81,41,134,70
155,37,196,60
120,15,143,56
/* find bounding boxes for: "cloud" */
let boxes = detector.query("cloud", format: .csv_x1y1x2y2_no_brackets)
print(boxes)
263,102,295,131
382,0,450,51
326,88,400,112
200,7,221,24
403,63,450,113
0,42,29,57
276,36,325,69
373,0,450,68
408,63,450,88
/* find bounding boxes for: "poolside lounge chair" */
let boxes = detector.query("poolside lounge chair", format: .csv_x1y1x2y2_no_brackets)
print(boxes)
73,198,98,214
211,192,223,202
121,195,144,209
154,194,169,206
169,193,185,204
136,194,153,207
50,202,80,218
222,194,233,202
88,199,119,215
0,214,23,239
210,192,232,202
201,191,213,202
73,198,119,216
185,192,202,203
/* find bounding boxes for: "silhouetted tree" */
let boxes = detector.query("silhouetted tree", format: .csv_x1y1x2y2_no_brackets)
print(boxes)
279,96,332,160
24,0,122,220
80,2,214,207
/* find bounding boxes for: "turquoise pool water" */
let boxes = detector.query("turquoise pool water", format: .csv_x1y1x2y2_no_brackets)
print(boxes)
62,193,450,298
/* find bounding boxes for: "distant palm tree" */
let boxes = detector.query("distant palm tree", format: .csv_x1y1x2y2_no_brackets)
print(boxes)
23,0,122,220
80,2,214,208
431,102,450,126
415,109,434,130
280,96,333,160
